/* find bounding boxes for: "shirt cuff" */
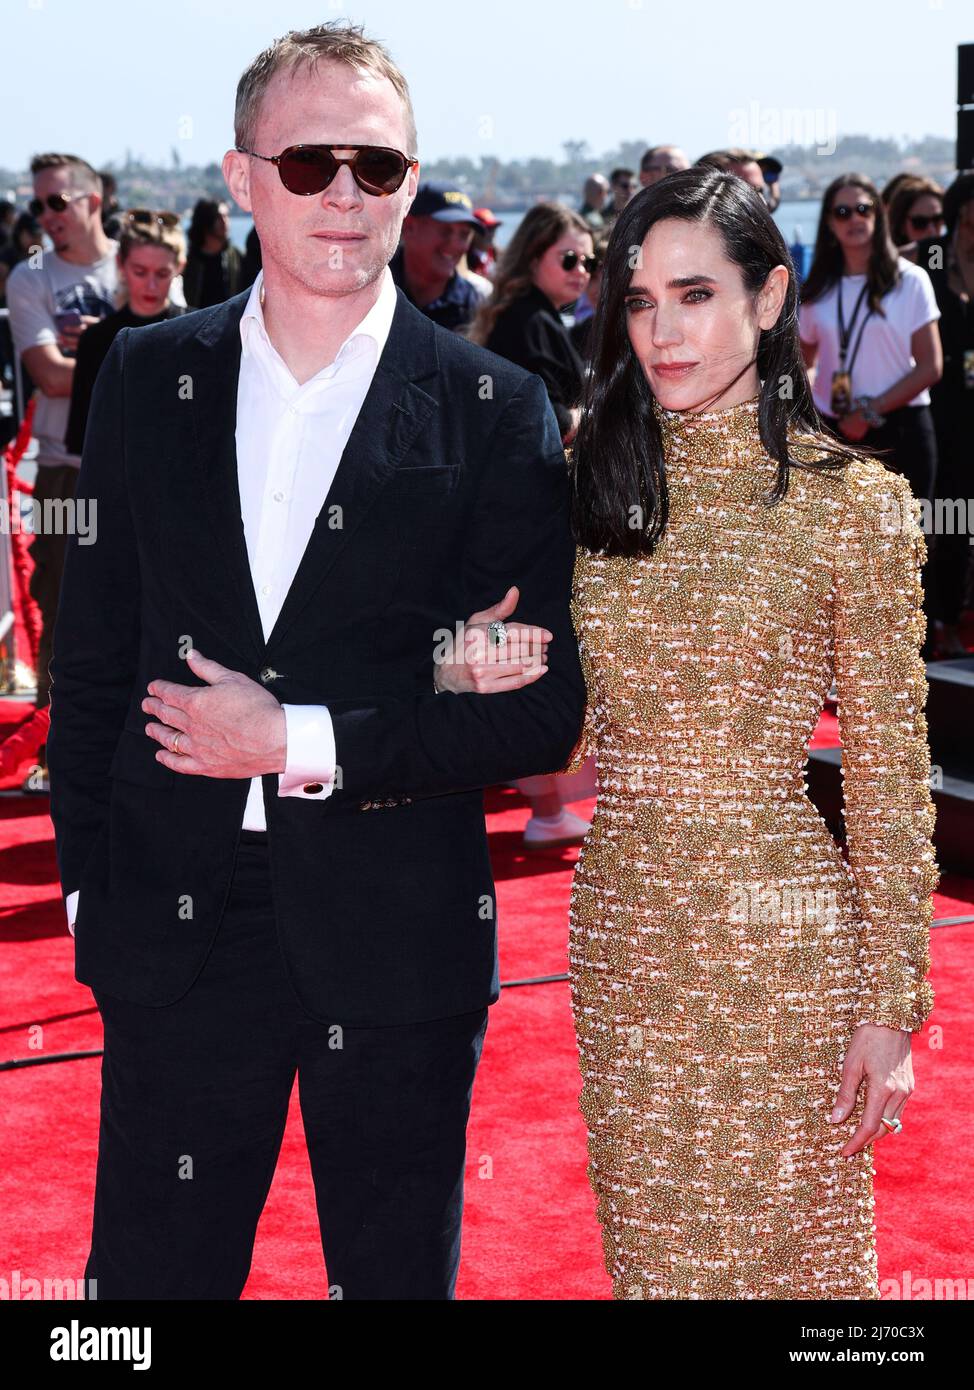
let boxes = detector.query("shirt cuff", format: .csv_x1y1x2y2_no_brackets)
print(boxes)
278,703,336,801
66,888,79,938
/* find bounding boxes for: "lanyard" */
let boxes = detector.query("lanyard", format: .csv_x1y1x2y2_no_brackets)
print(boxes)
836,277,872,375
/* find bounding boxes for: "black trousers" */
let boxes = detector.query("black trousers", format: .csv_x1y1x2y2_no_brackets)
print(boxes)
30,462,79,713
861,403,938,508
820,404,938,504
83,833,489,1300
821,405,939,654
929,413,973,626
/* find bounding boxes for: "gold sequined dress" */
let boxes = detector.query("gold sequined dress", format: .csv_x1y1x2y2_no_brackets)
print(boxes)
565,395,937,1300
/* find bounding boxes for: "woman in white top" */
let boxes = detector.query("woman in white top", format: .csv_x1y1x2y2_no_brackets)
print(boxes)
799,173,943,507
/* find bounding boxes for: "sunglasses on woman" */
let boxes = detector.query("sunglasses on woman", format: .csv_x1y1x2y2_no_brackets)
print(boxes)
560,250,598,273
907,213,943,232
126,208,182,228
831,201,875,220
235,143,418,197
28,190,89,216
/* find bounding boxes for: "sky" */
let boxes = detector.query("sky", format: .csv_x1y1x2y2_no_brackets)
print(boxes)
2,0,971,172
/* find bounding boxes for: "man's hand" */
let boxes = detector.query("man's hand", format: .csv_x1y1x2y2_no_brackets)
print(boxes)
142,649,287,778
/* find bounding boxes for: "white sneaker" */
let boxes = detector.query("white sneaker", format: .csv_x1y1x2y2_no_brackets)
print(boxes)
523,808,590,850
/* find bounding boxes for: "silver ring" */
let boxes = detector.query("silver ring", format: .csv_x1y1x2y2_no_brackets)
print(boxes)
487,620,508,648
879,1116,903,1135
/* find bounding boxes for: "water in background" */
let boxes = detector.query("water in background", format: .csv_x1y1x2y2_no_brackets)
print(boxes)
226,198,822,260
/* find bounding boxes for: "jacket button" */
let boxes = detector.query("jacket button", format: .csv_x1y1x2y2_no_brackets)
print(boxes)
303,782,324,794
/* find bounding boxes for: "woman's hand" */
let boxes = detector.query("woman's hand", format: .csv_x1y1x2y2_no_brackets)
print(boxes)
434,585,552,695
830,1023,915,1157
838,408,869,442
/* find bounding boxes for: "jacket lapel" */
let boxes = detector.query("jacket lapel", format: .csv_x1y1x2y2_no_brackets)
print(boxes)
187,285,439,661
189,289,265,661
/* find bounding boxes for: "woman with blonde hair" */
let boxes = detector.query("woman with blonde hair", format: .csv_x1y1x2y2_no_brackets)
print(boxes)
65,210,187,454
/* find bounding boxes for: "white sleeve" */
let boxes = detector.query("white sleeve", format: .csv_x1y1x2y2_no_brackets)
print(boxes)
5,261,56,357
278,703,336,801
66,888,79,938
907,264,940,335
798,299,818,345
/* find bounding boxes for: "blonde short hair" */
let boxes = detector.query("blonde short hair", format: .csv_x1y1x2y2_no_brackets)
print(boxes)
118,210,186,265
234,21,418,157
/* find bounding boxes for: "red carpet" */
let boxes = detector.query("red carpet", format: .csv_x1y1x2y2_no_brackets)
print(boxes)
1,697,971,1299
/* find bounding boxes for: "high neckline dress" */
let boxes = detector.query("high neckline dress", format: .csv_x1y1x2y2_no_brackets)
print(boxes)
565,393,937,1300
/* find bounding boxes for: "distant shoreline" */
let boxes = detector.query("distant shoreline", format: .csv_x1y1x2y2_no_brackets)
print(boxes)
223,198,825,251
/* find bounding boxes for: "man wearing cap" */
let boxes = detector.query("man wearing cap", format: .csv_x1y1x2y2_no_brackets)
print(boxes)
468,206,500,283
390,181,488,331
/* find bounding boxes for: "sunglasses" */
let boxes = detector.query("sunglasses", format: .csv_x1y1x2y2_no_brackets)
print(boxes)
560,250,598,273
907,213,943,232
831,201,875,220
29,190,89,216
126,208,182,228
236,143,418,197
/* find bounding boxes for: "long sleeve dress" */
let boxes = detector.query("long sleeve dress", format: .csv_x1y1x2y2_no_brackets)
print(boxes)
564,393,937,1300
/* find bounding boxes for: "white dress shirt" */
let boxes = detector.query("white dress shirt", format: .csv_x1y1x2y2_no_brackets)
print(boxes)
65,265,399,933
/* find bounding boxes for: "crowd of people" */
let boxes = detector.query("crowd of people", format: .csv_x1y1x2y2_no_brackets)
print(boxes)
399,148,973,678
1,141,972,809
4,17,956,1307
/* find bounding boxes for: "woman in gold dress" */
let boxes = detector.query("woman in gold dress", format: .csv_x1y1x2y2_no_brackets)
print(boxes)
442,167,937,1299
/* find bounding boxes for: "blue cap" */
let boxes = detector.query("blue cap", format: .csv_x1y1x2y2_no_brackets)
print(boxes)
409,182,479,224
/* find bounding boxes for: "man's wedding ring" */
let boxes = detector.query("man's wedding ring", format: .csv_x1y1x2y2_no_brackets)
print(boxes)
487,620,508,648
171,732,183,756
880,1116,903,1135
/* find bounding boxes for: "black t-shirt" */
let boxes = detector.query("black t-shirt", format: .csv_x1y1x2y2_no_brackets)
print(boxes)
65,303,187,457
484,284,585,436
919,237,974,407
198,249,228,309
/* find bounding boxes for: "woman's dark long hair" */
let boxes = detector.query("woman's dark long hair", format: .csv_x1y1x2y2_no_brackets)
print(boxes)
187,199,225,254
801,172,900,313
467,202,592,345
886,175,943,249
572,166,857,556
943,170,974,236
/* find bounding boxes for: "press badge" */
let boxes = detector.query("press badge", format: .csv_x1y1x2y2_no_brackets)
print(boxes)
830,370,853,416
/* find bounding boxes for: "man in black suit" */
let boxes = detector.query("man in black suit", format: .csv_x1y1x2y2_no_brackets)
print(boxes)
46,22,585,1301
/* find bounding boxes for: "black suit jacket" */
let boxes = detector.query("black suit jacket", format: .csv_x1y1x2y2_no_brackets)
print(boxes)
484,285,586,438
46,285,585,1026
